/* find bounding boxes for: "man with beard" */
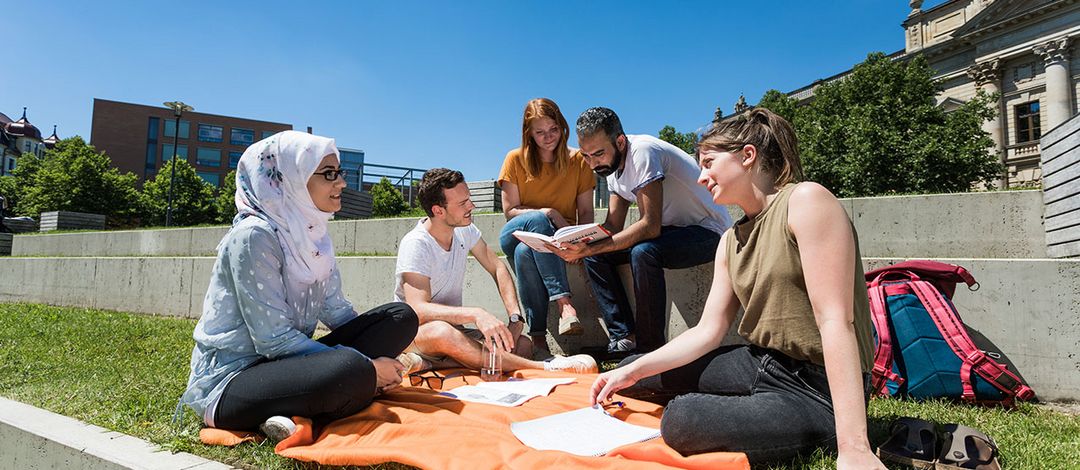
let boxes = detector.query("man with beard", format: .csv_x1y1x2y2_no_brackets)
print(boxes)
551,108,732,354
393,168,598,374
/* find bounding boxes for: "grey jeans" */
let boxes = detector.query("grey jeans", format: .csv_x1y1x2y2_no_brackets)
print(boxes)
618,345,867,464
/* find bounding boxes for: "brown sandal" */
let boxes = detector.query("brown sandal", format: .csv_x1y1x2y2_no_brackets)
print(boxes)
876,417,938,469
936,424,1001,470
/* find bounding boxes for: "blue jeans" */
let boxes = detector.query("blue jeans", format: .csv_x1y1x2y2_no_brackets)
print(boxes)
583,225,720,351
499,211,572,336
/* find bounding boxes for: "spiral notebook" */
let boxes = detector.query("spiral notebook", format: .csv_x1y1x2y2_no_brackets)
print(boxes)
510,405,661,456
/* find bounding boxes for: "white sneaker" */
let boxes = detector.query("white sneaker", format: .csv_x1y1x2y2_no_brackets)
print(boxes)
544,354,599,374
259,415,296,444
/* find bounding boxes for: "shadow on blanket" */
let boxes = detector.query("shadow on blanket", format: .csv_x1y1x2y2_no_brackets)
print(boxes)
199,368,749,470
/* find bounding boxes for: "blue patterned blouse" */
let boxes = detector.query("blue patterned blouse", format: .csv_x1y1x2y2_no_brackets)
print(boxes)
179,216,358,425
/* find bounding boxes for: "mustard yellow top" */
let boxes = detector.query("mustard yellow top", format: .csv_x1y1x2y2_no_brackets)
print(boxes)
497,148,596,225
725,183,874,372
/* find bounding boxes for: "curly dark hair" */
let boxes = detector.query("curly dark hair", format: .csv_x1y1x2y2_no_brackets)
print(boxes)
418,168,465,217
575,107,624,144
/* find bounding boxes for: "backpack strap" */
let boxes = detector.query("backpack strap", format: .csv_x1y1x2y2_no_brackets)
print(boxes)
868,277,904,396
908,280,1035,404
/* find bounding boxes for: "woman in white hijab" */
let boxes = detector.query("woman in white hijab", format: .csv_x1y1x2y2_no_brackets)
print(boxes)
180,130,418,441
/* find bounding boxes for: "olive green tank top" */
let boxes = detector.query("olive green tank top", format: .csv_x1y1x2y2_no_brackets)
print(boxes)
725,183,874,372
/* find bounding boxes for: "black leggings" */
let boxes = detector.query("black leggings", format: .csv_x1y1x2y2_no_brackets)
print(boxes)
213,302,418,430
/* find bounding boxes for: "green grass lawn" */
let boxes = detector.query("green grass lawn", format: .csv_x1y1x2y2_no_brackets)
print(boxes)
1,302,1077,469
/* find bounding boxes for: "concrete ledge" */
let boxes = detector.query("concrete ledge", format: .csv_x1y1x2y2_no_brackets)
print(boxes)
1,255,1076,400
11,190,1046,259
0,397,231,469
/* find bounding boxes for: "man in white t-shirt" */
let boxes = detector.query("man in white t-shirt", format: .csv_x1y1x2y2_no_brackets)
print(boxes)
553,108,733,354
393,168,597,373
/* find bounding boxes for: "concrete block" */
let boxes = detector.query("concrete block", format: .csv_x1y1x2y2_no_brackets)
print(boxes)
186,227,230,256
349,217,423,255
186,258,217,319
0,397,232,469
90,258,197,317
850,191,1045,258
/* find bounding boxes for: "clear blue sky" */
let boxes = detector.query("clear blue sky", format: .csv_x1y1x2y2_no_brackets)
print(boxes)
4,1,943,181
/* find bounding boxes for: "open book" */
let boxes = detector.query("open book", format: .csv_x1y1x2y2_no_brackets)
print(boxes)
512,223,612,253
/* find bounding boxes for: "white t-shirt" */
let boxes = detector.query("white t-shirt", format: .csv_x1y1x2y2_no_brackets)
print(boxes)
607,134,733,234
393,219,484,307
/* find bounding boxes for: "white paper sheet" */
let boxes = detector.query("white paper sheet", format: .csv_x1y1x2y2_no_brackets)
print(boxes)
510,405,661,456
440,377,576,407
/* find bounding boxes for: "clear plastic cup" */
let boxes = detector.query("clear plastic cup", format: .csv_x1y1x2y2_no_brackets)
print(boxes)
480,342,504,382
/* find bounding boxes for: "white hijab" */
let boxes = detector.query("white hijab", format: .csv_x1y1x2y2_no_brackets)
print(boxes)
229,130,338,285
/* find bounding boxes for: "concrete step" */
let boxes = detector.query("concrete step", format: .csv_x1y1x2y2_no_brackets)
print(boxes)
0,254,1075,401
0,397,231,469
8,190,1048,259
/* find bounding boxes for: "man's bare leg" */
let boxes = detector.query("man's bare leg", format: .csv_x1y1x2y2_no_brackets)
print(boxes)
413,321,544,371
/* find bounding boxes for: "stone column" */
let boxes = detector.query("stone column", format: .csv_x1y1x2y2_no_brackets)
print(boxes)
1034,37,1074,130
968,61,1004,140
968,59,1006,187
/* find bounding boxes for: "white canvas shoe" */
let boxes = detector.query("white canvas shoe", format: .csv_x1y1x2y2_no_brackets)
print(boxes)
259,415,297,444
544,354,599,374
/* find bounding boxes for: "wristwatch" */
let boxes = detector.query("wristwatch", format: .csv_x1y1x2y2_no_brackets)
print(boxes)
509,313,524,324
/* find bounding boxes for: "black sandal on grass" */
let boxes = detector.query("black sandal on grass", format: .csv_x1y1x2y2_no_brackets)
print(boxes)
937,423,1001,470
876,417,938,469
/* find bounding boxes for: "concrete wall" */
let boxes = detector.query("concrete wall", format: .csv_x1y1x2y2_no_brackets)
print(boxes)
847,191,1046,258
9,190,1046,259
1,254,1076,401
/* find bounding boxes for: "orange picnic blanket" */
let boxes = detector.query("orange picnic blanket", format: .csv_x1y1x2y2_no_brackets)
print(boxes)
200,369,749,470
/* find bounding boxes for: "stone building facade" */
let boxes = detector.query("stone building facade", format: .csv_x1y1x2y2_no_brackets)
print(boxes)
787,0,1079,187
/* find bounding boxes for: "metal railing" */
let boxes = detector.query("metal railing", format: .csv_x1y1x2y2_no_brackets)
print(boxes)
355,163,427,206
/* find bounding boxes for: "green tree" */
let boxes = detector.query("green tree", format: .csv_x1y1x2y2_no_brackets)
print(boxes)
12,137,141,224
755,89,799,125
657,125,698,155
140,158,217,226
771,52,1000,197
214,170,238,224
370,177,409,217
0,175,18,216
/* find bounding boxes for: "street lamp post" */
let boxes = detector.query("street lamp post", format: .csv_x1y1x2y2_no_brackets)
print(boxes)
163,101,193,227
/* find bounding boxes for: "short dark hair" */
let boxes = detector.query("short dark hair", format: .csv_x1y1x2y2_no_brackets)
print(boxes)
576,107,624,143
418,168,465,217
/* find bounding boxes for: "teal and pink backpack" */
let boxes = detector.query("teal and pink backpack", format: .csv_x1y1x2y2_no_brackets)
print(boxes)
865,260,1035,405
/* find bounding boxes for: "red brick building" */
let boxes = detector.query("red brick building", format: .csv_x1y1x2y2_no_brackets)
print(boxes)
90,99,292,186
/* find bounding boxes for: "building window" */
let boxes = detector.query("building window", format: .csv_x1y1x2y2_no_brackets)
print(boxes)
197,148,222,167
163,119,190,139
197,171,221,187
6,158,15,173
339,148,365,190
198,124,224,143
262,130,276,140
230,128,254,147
146,117,160,173
229,151,242,169
162,143,188,160
1015,101,1041,144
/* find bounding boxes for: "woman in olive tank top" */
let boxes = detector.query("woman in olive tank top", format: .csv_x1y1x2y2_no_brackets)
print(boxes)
589,109,883,469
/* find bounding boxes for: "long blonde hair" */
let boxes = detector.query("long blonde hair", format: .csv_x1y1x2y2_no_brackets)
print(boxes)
698,108,804,187
520,98,570,178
